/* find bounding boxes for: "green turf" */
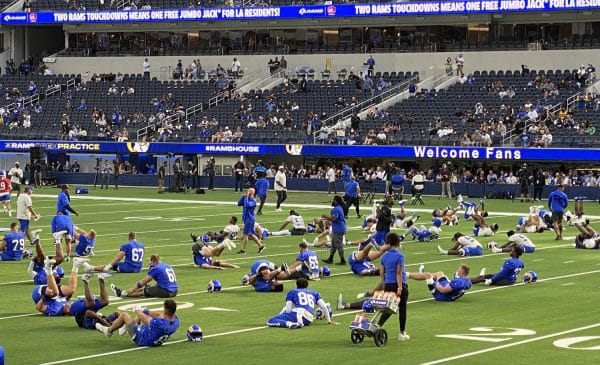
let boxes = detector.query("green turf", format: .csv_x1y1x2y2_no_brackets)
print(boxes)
1,187,599,365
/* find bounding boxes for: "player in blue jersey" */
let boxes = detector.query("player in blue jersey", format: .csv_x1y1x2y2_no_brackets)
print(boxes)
284,242,320,280
255,175,270,215
27,238,66,284
0,222,27,261
33,256,87,316
73,226,97,258
548,184,568,240
70,271,111,319
437,233,483,256
237,187,265,254
456,195,488,221
111,254,178,298
404,218,442,242
406,264,472,302
191,237,239,270
56,184,79,217
488,230,536,253
348,241,387,276
77,311,120,330
247,261,286,292
471,246,525,286
82,232,145,274
51,212,75,261
96,299,180,347
267,278,337,329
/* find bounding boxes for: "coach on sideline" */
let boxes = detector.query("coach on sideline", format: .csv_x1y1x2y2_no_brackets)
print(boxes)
548,184,568,240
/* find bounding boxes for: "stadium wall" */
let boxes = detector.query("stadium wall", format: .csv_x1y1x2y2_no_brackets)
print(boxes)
47,49,600,79
53,173,600,199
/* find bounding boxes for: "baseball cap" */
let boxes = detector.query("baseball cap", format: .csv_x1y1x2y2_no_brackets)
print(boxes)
14,161,19,166
61,184,70,189
278,165,284,169
24,186,33,193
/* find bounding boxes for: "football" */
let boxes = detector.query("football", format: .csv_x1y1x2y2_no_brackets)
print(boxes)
187,324,203,342
207,279,222,293
523,271,538,283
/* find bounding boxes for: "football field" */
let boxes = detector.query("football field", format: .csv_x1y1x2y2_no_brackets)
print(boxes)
1,187,600,365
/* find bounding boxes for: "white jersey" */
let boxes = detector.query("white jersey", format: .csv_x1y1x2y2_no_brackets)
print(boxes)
8,167,23,184
457,236,481,248
429,226,441,235
16,194,32,220
286,215,306,230
475,226,494,237
223,224,240,239
508,234,535,248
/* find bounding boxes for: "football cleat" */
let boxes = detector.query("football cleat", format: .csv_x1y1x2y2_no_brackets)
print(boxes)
95,323,112,337
110,284,122,298
337,293,345,310
190,234,198,243
97,273,112,281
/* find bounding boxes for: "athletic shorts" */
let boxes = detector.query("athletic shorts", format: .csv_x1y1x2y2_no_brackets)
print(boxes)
143,285,177,298
460,246,483,256
19,219,30,232
243,221,255,235
290,228,307,236
551,211,564,222
114,262,141,273
522,246,535,253
11,183,20,192
0,195,9,202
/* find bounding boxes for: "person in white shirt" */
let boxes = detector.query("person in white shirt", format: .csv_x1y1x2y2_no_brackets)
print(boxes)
326,165,337,194
142,58,150,78
16,186,41,245
437,233,483,256
231,58,241,78
488,230,535,254
270,210,308,236
274,166,287,212
8,162,23,198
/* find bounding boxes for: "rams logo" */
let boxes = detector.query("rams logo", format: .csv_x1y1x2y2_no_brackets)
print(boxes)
285,144,303,156
126,142,150,153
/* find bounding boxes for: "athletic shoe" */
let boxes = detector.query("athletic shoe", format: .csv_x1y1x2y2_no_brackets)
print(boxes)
110,284,122,298
276,208,283,212
337,293,345,310
190,234,198,243
487,241,497,250
457,194,463,203
118,326,127,336
43,257,56,271
95,323,112,337
398,200,406,207
31,229,42,245
64,256,71,263
97,273,112,281
286,321,301,329
72,256,89,268
82,273,93,283
258,245,266,254
437,245,447,255
398,332,410,341
419,264,425,274
237,249,246,255
281,262,290,275
356,291,373,300
479,268,486,277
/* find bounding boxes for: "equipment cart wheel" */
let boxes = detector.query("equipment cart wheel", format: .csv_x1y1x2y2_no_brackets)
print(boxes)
374,329,388,347
351,330,365,344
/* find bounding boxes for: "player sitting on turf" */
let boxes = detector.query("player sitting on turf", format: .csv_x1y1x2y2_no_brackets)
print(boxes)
73,226,97,258
222,216,240,239
81,232,145,274
78,311,120,331
437,232,483,256
282,242,320,280
27,237,66,284
246,260,286,292
254,222,270,240
404,217,442,242
471,246,525,286
191,236,239,270
433,206,459,226
0,222,29,261
70,271,111,320
573,222,600,249
515,214,547,233
267,278,336,329
95,299,180,347
50,212,75,261
488,230,536,253
348,242,388,276
306,217,331,245
110,254,178,298
405,264,472,302
270,210,311,236
565,197,589,226
33,256,88,316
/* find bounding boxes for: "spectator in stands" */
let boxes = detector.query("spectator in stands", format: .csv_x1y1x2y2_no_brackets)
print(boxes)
455,53,465,77
279,57,287,73
231,58,241,78
365,55,375,77
78,99,87,111
27,81,37,96
299,75,307,93
143,58,150,78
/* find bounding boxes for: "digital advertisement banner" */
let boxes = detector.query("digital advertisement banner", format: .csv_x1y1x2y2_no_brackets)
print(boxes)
2,141,600,161
2,1,599,25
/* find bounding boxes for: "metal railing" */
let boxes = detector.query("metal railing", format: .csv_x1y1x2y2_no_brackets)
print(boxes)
115,0,131,10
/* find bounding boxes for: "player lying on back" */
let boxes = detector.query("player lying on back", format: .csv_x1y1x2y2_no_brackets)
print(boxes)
70,271,111,321
437,233,483,256
244,260,287,292
73,226,97,258
348,242,388,276
191,236,239,270
95,299,180,347
270,210,312,236
267,278,337,329
78,311,120,331
33,256,88,316
406,264,472,302
432,206,459,226
28,237,66,285
573,222,600,249
515,214,547,233
471,246,525,286
565,197,589,226
488,230,536,253
403,218,442,242
392,200,420,229
50,212,75,261
456,195,488,221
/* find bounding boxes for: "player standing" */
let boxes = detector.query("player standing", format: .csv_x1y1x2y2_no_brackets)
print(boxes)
237,187,265,254
16,186,41,245
8,162,23,199
548,184,568,240
0,170,12,216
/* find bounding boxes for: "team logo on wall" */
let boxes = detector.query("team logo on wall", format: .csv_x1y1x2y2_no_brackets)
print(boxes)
126,142,150,153
326,6,336,16
28,13,37,22
285,144,303,156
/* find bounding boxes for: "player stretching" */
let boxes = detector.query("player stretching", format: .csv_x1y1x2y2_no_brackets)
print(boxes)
237,187,265,254
0,222,28,261
488,231,535,253
437,233,483,256
573,222,600,249
191,235,239,270
406,264,472,302
270,210,310,236
111,254,178,298
471,246,524,286
81,232,144,273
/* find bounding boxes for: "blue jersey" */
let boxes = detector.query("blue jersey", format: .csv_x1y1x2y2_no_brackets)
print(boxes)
548,190,568,212
432,277,472,301
255,178,270,197
491,258,525,284
254,276,274,292
56,191,72,216
380,249,406,284
134,315,180,347
75,235,95,257
330,205,346,234
51,214,74,235
32,261,47,284
251,260,272,274
342,166,352,183
120,240,145,272
45,296,68,316
296,250,319,276
345,180,359,197
286,288,322,315
70,297,104,316
538,209,549,218
348,252,376,275
148,263,178,293
1,231,26,260
193,252,213,267
238,196,256,224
